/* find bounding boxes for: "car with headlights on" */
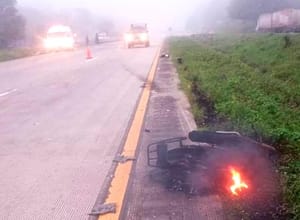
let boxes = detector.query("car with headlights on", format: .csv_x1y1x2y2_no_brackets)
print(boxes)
43,25,75,51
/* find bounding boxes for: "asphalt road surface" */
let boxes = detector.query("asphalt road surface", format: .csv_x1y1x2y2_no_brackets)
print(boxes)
0,43,158,220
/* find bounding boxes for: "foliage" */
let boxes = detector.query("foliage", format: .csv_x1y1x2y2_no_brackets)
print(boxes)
0,0,25,48
0,0,16,8
169,34,300,219
0,48,35,61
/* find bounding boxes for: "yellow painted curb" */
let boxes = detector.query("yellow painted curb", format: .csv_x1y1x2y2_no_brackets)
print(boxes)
99,47,161,220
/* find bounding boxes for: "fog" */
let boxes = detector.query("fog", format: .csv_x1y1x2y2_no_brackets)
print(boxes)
19,0,206,33
15,0,300,42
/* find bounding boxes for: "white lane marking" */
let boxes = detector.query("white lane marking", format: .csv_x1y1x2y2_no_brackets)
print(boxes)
86,57,97,62
0,89,17,97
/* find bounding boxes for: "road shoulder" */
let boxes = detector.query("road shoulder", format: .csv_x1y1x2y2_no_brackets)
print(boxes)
123,48,224,220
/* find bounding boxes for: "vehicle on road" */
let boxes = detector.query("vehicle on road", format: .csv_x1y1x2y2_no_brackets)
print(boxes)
124,24,150,48
43,25,75,51
95,32,110,44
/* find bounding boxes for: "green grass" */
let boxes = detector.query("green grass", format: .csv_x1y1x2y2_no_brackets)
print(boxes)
169,34,300,219
0,48,36,62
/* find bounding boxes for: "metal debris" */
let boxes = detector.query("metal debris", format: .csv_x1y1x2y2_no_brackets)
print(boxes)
89,203,116,216
113,155,136,163
177,57,183,64
160,53,170,58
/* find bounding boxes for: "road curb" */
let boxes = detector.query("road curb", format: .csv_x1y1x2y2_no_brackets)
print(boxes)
91,47,161,220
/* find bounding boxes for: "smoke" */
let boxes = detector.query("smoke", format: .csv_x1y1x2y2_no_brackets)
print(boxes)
186,0,232,32
149,131,280,217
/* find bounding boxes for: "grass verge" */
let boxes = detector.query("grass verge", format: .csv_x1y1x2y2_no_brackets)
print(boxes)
0,48,37,62
169,33,300,219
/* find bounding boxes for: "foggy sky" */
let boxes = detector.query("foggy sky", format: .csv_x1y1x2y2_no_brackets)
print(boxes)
19,0,209,30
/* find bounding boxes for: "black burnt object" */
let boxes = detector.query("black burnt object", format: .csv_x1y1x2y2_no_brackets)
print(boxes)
147,131,277,196
177,57,183,64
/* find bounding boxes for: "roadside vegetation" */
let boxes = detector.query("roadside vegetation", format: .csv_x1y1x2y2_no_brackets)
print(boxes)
0,48,37,62
169,34,300,219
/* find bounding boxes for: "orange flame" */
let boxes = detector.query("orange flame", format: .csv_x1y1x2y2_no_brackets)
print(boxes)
230,168,248,196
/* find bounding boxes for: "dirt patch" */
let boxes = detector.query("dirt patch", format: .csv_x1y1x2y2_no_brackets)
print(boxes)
191,81,219,126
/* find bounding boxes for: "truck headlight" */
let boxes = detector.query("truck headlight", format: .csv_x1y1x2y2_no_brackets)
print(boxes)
124,33,134,42
139,33,149,42
44,38,57,49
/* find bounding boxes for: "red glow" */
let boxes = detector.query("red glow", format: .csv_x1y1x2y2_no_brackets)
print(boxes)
229,167,248,196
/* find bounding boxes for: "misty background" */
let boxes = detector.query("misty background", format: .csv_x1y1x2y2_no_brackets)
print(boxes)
17,0,201,43
2,0,300,47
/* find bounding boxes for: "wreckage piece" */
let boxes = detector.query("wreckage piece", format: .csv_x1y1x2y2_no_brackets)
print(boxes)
113,155,136,164
147,131,278,197
147,137,188,168
89,203,116,216
189,130,276,153
147,131,276,169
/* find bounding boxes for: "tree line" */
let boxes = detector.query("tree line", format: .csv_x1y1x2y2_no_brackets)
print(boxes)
187,0,300,32
0,0,25,48
0,0,116,49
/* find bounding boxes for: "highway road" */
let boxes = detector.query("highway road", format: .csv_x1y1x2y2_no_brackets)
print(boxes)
0,43,158,219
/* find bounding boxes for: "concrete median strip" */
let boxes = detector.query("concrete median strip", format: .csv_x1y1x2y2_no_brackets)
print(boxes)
98,47,161,220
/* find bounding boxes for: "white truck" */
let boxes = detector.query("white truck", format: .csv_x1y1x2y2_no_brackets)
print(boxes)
124,24,150,48
256,8,300,32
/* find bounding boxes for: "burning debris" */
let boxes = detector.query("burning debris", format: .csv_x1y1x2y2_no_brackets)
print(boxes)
229,167,248,196
147,131,280,217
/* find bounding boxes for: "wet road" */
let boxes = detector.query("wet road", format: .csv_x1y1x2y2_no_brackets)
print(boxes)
0,43,158,219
